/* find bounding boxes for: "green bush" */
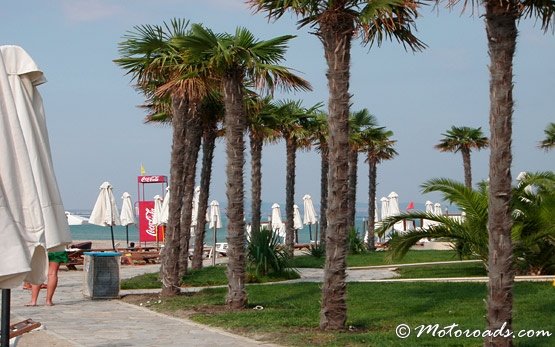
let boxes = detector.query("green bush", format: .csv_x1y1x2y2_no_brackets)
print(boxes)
347,228,367,254
306,243,325,258
247,228,292,276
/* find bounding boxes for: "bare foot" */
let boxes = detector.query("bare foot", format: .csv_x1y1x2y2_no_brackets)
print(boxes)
25,303,37,307
46,302,55,306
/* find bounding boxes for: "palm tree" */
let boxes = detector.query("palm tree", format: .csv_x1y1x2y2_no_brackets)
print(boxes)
306,112,329,243
435,126,488,189
250,0,425,330
246,95,279,234
178,24,311,308
272,99,320,255
447,0,555,343
539,122,555,151
363,126,397,250
347,109,377,230
191,92,224,270
115,19,209,296
376,173,555,276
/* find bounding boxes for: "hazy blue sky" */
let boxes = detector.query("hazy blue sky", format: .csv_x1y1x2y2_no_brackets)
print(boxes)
2,1,553,217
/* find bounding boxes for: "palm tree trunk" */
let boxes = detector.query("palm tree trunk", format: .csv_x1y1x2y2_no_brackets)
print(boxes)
192,125,217,269
461,148,472,189
347,148,358,230
320,144,329,245
160,96,188,297
367,155,377,250
223,71,247,309
319,16,353,331
285,136,296,256
484,2,517,346
178,114,202,277
250,133,263,234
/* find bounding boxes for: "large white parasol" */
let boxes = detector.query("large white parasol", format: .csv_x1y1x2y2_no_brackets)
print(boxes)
0,46,72,343
271,203,285,238
120,192,135,247
422,200,435,229
387,191,405,232
89,182,120,249
302,194,318,242
434,202,443,215
0,46,72,291
208,200,221,266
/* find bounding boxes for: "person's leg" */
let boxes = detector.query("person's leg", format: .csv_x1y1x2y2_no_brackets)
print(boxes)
45,261,61,306
27,284,41,306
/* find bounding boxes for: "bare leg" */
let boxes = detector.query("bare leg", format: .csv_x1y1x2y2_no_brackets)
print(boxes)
27,284,41,306
45,261,60,306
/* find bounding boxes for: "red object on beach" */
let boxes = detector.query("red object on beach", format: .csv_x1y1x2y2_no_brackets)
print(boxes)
406,201,414,210
137,175,168,245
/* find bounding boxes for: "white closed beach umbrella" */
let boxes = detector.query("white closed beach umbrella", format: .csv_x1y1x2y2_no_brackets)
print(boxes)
293,205,303,230
160,187,170,225
302,194,318,241
120,192,135,247
152,194,163,226
422,201,434,229
293,204,302,243
271,203,285,238
191,186,200,227
208,200,221,266
0,46,72,287
0,46,72,338
388,192,404,232
89,182,120,249
434,203,443,215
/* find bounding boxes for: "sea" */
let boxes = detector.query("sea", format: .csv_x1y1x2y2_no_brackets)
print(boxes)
69,218,370,245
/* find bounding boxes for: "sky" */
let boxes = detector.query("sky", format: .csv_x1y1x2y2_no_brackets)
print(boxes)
1,0,553,217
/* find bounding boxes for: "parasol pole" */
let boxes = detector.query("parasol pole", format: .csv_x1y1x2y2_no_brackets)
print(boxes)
125,225,129,248
110,225,116,250
212,224,217,267
308,225,312,242
1,289,10,347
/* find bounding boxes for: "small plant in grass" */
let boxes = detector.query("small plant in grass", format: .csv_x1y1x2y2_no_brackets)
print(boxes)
347,228,366,254
247,227,295,277
305,243,325,258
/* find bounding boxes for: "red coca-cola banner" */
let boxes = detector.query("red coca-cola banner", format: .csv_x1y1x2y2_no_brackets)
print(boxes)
138,201,165,243
137,175,167,184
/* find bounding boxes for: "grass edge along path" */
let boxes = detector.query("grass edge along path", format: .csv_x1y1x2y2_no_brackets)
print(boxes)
122,281,554,347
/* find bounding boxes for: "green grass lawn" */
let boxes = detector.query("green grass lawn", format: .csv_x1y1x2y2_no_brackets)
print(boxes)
121,264,299,289
132,281,554,346
291,250,467,268
397,261,487,278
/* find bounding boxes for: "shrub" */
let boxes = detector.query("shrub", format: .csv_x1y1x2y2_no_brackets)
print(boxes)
348,228,367,254
247,228,291,276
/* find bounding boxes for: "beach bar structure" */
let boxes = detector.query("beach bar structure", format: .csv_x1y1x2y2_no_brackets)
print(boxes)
137,175,168,245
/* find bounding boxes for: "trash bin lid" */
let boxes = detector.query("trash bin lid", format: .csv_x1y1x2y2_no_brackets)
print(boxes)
83,252,121,257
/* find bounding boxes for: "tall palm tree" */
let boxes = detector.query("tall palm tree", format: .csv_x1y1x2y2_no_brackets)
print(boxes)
347,109,377,230
191,92,224,270
306,112,329,243
178,24,311,308
115,19,209,296
246,94,280,234
250,0,424,330
363,126,396,250
539,122,555,151
442,1,555,343
272,99,320,255
435,126,488,189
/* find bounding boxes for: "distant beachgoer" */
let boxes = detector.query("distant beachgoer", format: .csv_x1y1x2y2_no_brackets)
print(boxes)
27,251,69,306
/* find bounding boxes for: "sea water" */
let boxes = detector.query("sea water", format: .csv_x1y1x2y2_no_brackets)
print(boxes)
70,218,370,245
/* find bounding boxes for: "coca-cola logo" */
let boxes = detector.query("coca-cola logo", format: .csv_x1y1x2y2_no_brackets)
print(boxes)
139,175,166,183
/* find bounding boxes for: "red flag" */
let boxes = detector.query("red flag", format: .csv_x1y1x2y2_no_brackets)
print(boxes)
406,201,414,210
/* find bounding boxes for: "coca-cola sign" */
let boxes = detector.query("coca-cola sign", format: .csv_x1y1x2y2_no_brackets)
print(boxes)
138,175,167,183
